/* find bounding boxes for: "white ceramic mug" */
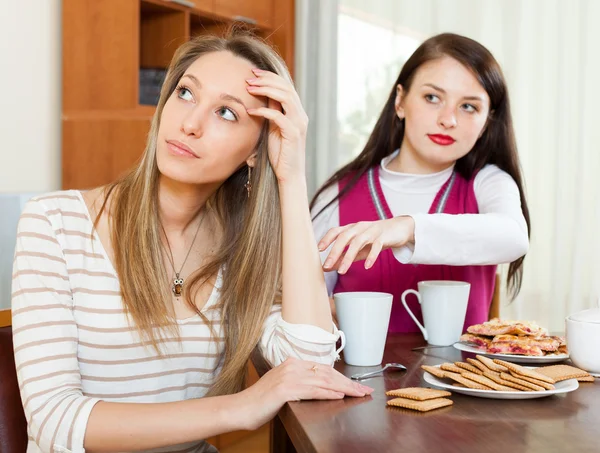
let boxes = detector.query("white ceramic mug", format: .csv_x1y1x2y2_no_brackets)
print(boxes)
334,292,393,366
401,281,470,346
566,308,600,376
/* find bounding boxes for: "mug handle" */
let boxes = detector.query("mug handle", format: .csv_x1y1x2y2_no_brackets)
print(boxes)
401,289,428,341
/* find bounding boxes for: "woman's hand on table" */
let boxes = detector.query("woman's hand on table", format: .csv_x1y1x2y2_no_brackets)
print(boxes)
237,357,373,430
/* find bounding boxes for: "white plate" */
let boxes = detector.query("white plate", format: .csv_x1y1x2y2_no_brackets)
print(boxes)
454,342,569,364
423,365,579,399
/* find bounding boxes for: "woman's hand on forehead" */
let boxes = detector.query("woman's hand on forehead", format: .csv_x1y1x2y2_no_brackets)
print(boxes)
245,68,309,184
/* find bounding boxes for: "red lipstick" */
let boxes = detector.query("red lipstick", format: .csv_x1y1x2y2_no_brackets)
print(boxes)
427,134,456,146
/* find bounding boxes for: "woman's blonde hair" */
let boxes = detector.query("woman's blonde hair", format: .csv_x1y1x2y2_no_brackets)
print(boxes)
96,33,292,396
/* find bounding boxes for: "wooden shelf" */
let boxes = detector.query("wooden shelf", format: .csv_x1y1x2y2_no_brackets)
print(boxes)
140,1,189,69
190,11,228,37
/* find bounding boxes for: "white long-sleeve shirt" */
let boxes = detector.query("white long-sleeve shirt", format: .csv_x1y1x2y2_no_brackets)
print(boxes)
312,151,529,295
12,191,341,453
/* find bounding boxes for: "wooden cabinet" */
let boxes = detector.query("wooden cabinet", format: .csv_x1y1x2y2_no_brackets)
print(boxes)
62,113,153,189
140,3,189,69
215,0,274,28
62,1,139,111
187,0,215,15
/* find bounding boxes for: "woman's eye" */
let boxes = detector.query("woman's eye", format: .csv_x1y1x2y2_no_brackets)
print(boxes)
217,107,237,122
462,103,478,113
425,94,440,103
177,87,193,101
177,86,193,101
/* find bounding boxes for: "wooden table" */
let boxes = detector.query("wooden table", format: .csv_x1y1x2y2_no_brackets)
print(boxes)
266,333,599,453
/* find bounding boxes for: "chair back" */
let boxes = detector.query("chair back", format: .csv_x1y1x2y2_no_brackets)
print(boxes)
0,326,28,453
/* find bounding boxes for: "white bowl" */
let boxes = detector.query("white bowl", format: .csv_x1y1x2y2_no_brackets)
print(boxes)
566,308,600,374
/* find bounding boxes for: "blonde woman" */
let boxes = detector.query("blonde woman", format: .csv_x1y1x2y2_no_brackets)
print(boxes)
11,35,372,453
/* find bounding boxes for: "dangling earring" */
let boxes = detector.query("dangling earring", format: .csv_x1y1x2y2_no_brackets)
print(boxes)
244,166,252,198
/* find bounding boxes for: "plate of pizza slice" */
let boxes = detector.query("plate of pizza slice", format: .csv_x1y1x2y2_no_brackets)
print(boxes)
454,319,569,364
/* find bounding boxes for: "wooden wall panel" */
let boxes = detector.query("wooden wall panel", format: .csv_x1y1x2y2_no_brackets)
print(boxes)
62,116,152,189
62,1,139,111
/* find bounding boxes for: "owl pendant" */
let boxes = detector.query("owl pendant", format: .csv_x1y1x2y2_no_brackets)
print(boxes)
172,274,184,297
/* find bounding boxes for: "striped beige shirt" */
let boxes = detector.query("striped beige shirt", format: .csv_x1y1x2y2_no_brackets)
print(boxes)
12,191,341,453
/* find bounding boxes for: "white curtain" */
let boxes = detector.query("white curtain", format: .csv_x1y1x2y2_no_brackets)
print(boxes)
298,0,600,331
295,0,340,195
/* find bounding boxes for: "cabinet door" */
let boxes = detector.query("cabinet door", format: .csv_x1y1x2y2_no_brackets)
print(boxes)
62,115,152,189
214,0,274,28
164,0,215,14
63,0,138,111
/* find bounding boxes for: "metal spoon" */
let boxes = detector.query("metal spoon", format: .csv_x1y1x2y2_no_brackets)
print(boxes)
350,363,407,380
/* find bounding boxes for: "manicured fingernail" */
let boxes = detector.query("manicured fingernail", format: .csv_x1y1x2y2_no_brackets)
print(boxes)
361,385,374,395
365,259,372,269
247,85,258,91
339,264,348,274
318,242,325,251
324,259,333,267
252,68,263,74
246,78,258,84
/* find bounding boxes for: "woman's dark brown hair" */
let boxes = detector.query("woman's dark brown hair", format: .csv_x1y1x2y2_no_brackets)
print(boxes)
311,32,530,299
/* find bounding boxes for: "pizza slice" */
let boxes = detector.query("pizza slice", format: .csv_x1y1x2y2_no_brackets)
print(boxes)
488,335,546,356
459,333,492,349
467,318,547,337
492,334,560,352
487,341,545,357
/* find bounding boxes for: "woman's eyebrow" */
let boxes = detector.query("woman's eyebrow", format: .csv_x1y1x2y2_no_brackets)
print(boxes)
422,83,484,102
220,93,247,110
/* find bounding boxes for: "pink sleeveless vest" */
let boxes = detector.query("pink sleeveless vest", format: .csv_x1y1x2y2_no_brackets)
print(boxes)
333,166,497,334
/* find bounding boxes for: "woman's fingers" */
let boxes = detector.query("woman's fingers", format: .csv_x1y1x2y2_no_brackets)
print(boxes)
364,239,383,269
321,219,406,272
299,388,345,401
248,69,303,108
246,85,304,125
318,225,346,252
337,232,373,274
247,69,294,92
247,70,306,125
271,359,373,404
322,226,358,270
303,362,373,397
247,107,291,133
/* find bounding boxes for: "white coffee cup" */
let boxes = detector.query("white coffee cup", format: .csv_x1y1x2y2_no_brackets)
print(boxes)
334,292,393,366
401,281,470,346
566,308,600,375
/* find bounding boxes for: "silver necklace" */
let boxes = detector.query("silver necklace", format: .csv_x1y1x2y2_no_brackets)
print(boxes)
163,210,206,298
